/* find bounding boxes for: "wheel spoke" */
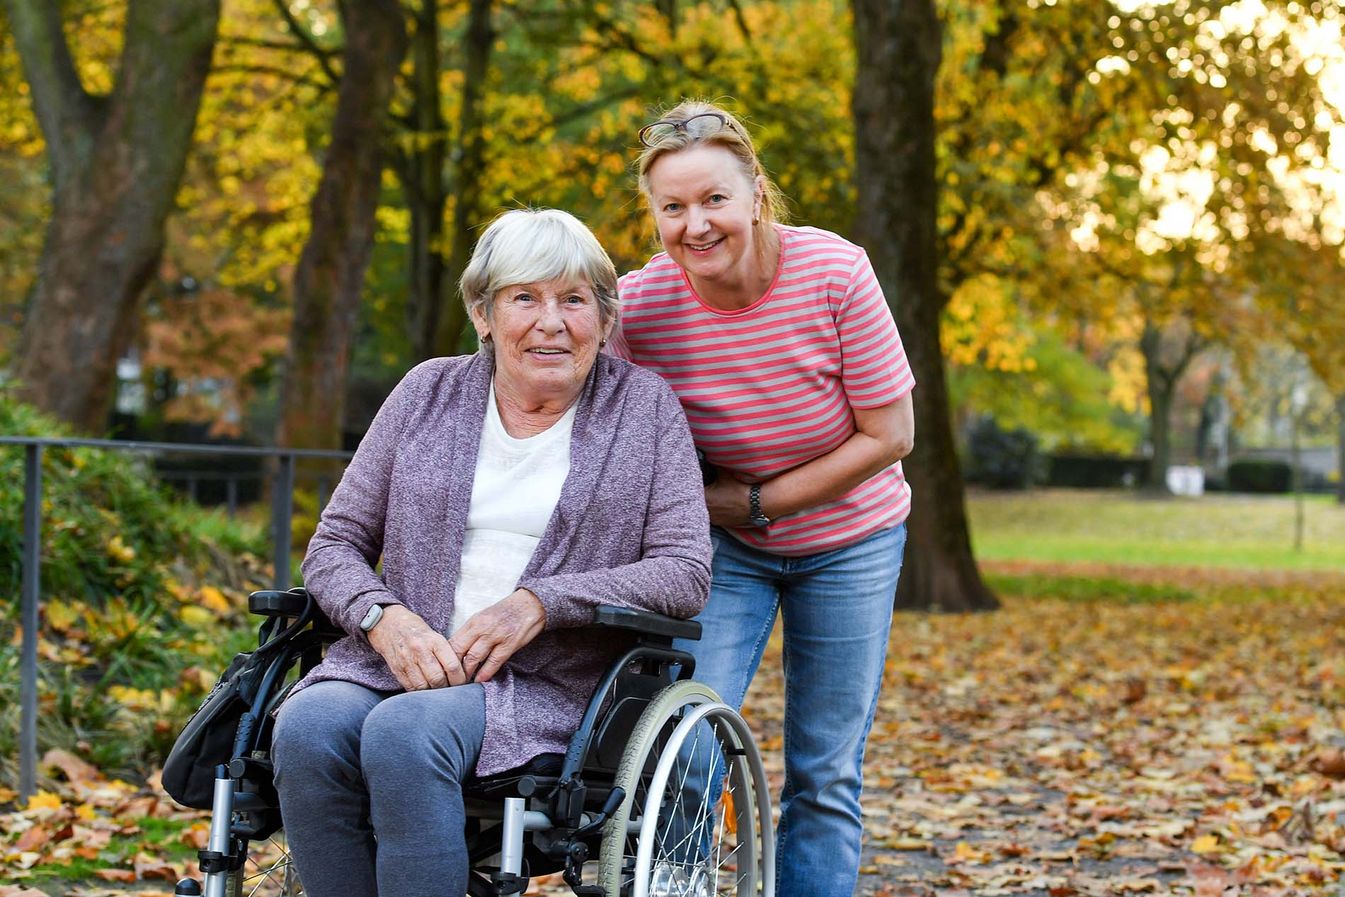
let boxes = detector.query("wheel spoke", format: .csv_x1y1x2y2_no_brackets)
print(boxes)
234,833,301,897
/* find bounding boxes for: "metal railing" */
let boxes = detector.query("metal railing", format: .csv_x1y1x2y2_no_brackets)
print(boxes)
1,435,353,803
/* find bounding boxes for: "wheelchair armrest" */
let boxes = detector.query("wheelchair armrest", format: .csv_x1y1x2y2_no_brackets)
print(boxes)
590,605,700,643
249,587,342,641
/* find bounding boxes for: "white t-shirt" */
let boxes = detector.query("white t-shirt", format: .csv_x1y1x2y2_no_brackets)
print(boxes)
450,381,575,635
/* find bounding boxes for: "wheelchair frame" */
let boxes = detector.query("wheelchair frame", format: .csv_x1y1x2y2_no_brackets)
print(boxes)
172,588,774,897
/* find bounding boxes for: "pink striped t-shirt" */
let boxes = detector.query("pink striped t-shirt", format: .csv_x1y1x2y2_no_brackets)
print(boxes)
610,225,915,556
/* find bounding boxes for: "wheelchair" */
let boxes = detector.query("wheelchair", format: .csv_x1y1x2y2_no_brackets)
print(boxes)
170,588,774,897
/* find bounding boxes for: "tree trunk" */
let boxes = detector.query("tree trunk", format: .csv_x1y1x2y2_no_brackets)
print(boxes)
1138,317,1202,492
277,0,408,449
1336,393,1345,506
397,0,450,362
1139,321,1172,492
5,0,220,432
850,0,998,612
1145,378,1174,492
434,0,495,357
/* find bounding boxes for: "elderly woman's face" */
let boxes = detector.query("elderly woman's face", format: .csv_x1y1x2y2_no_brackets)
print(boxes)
478,278,610,405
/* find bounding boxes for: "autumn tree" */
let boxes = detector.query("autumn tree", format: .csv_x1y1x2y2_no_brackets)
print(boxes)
1251,230,1345,504
276,0,408,450
384,0,494,361
913,0,1340,498
1292,264,1345,505
391,0,449,362
435,0,495,357
3,0,220,432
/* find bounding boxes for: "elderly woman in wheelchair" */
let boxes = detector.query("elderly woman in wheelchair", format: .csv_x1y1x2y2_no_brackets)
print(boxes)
169,209,773,897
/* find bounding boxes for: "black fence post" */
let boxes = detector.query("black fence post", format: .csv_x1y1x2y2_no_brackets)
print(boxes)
20,444,42,802
272,453,296,590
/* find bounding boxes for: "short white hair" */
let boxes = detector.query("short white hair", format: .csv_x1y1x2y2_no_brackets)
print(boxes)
460,209,619,334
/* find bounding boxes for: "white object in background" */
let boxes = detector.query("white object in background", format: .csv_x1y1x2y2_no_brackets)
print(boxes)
1166,465,1205,497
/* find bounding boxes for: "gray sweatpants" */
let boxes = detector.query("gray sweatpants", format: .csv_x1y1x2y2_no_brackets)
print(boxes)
272,680,487,897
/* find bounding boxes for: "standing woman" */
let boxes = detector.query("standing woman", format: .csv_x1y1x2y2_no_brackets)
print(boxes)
609,100,916,897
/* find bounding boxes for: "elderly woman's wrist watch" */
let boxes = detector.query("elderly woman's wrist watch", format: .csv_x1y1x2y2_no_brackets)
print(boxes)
748,483,771,528
359,603,385,633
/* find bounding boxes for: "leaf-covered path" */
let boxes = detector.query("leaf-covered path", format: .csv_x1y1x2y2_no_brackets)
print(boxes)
4,563,1344,896
815,563,1345,896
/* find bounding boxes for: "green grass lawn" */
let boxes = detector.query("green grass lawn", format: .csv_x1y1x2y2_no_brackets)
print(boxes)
967,487,1345,571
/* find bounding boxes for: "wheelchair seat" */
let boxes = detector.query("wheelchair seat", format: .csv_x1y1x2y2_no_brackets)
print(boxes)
463,752,565,801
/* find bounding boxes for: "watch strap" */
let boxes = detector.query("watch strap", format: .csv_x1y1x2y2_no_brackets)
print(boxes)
749,483,771,527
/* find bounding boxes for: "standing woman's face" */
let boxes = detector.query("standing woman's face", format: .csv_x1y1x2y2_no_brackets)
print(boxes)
645,144,763,293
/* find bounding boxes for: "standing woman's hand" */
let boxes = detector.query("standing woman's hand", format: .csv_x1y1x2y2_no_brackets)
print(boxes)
449,589,547,683
368,605,468,690
704,476,752,527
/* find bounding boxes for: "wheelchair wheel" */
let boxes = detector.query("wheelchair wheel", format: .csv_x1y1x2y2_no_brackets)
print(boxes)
595,681,774,897
224,833,302,897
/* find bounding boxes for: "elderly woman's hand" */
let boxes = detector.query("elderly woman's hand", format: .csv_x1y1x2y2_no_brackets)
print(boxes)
368,605,469,691
449,589,547,683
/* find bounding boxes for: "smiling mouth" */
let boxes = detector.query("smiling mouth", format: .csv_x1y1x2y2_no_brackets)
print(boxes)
686,238,723,253
527,348,570,355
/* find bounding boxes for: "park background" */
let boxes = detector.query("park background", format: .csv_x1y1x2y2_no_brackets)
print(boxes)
2,0,1345,894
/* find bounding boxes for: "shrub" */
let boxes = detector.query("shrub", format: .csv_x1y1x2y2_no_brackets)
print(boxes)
1226,459,1293,494
1046,454,1149,489
964,416,1047,490
0,391,269,786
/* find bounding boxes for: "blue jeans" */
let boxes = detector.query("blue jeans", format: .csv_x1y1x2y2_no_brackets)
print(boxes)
680,523,906,897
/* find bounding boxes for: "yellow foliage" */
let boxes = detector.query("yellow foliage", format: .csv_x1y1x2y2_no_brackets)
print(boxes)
944,274,1037,372
1107,347,1148,413
105,535,136,564
1190,834,1223,854
197,585,233,615
178,605,217,628
94,599,144,641
108,686,161,712
26,791,63,811
44,599,82,634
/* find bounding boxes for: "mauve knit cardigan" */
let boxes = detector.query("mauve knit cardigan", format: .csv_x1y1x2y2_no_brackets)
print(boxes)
291,352,712,775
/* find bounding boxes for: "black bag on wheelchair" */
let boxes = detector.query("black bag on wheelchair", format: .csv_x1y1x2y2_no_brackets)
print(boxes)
163,593,325,809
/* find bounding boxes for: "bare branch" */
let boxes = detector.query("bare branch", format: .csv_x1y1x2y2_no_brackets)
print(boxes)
222,34,340,58
270,0,342,86
213,63,335,93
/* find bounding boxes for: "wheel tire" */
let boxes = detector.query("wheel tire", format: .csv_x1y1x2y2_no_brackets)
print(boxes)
595,681,774,897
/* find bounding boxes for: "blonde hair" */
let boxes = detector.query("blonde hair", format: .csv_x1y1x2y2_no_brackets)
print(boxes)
636,100,787,259
460,208,620,341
